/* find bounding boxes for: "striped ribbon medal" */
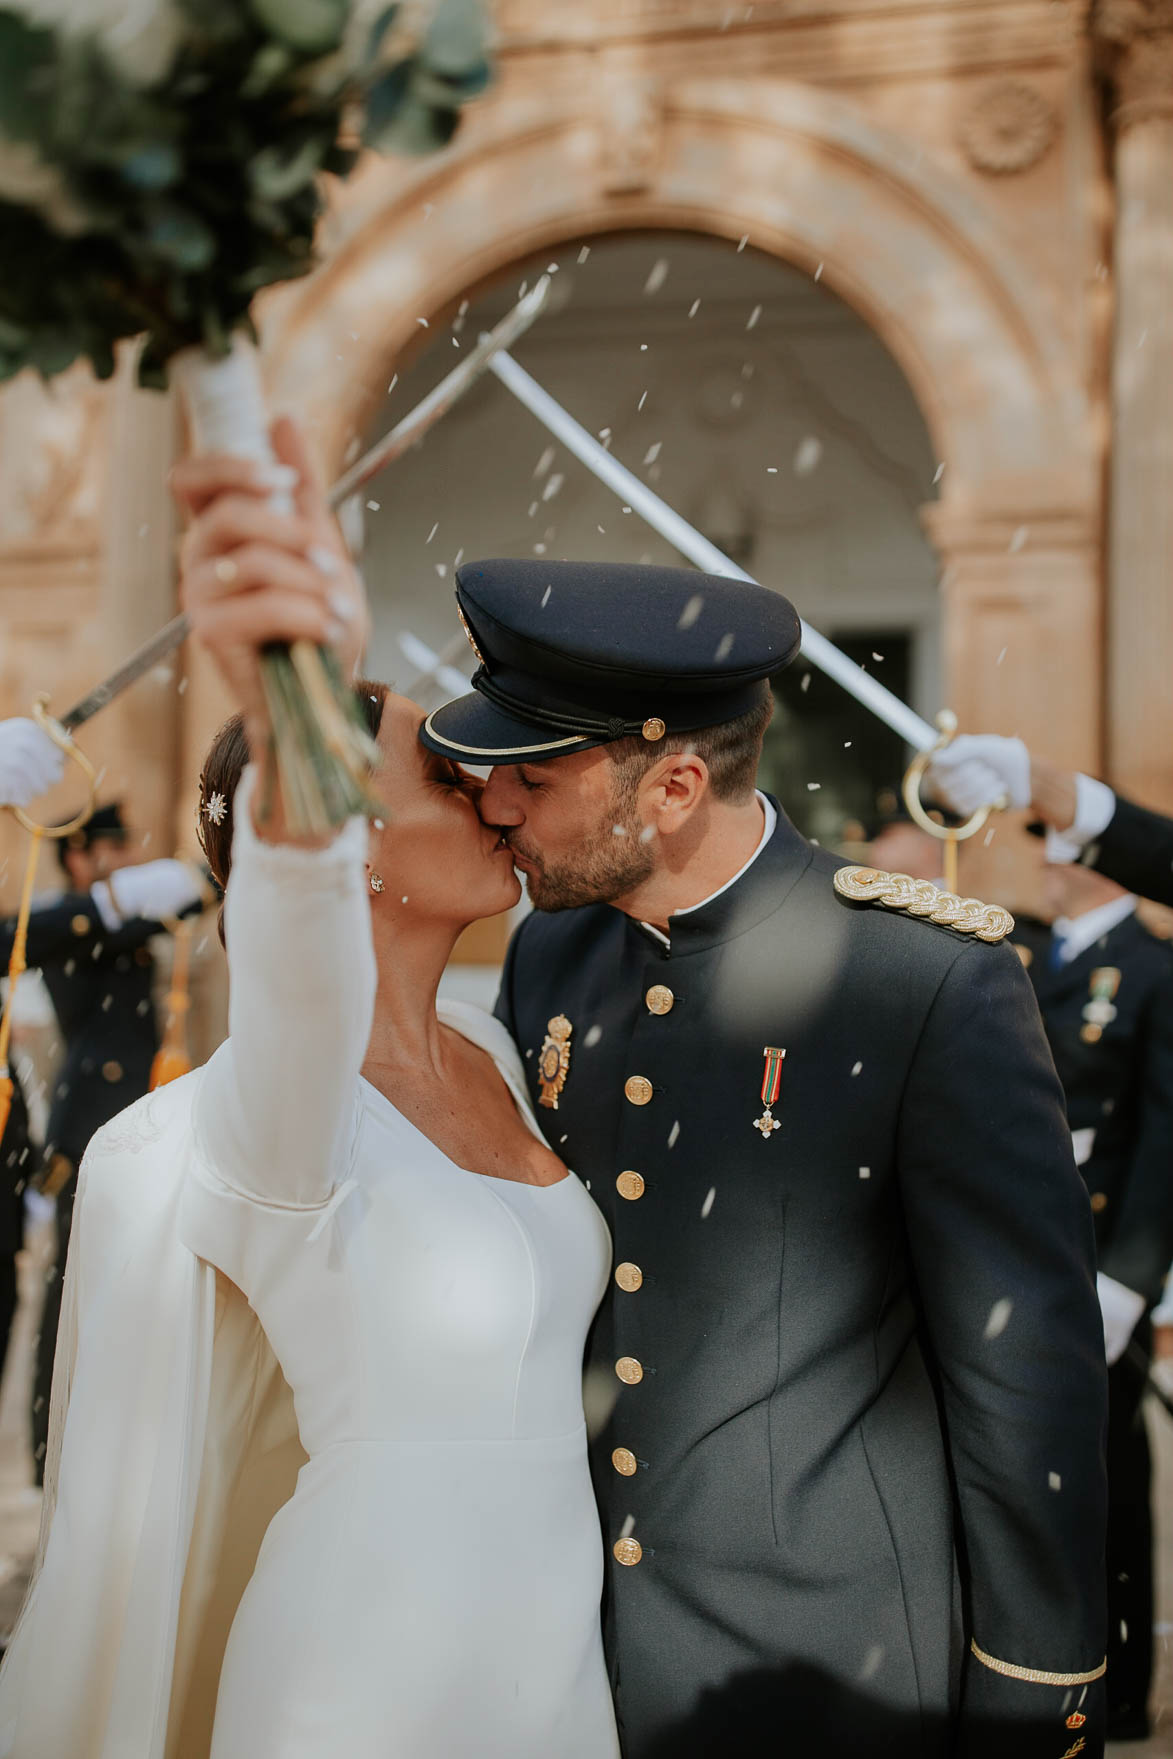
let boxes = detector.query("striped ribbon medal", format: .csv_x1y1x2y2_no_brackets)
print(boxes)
753,1046,786,1138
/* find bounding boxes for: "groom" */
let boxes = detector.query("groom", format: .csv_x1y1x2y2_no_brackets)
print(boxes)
423,559,1109,1759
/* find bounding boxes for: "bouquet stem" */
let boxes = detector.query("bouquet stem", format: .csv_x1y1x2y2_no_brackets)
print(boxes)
173,338,378,833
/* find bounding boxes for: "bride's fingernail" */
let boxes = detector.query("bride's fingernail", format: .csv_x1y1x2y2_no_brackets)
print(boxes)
309,543,340,576
328,589,355,621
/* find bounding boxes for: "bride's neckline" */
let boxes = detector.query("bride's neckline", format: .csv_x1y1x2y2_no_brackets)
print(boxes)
358,1006,572,1191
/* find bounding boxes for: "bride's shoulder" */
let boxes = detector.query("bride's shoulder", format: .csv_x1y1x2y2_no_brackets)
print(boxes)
438,999,525,1076
86,1068,202,1163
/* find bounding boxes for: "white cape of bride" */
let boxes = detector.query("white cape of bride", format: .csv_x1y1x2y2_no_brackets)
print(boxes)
0,1071,303,1759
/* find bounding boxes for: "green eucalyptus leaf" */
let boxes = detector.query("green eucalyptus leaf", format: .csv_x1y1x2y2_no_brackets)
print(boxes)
248,0,348,55
420,0,489,78
143,203,216,269
0,12,57,144
367,5,400,60
250,133,326,199
241,42,295,99
119,143,183,191
367,91,457,157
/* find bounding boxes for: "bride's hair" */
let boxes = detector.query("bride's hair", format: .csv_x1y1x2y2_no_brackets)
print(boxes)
197,679,388,940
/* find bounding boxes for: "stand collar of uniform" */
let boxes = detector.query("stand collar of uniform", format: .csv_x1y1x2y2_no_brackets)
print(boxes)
629,793,812,957
1051,892,1137,965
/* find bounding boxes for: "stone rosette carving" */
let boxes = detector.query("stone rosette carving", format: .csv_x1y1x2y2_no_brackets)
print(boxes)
959,79,1057,175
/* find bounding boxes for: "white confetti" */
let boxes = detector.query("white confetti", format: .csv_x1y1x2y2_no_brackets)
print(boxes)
794,436,823,476
814,261,824,281
737,234,748,252
542,473,564,502
643,442,662,465
366,500,380,512
851,1061,863,1076
859,1645,885,1681
996,646,1007,666
984,1298,1014,1339
541,585,552,608
859,1167,871,1180
1048,1471,1062,1491
577,245,591,263
678,594,705,630
620,1513,636,1540
668,1120,681,1148
746,303,762,330
416,317,428,328
932,462,945,484
1009,525,1029,553
533,446,556,479
701,1187,716,1219
637,391,648,411
584,1025,603,1048
806,782,821,791
612,824,628,837
715,633,735,661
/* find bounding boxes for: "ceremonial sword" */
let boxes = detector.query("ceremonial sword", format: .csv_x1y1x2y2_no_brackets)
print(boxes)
55,278,552,736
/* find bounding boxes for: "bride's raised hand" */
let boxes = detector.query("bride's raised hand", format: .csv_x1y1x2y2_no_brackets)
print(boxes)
172,417,370,738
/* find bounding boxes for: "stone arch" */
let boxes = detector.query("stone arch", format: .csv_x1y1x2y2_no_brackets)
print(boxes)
260,74,1101,766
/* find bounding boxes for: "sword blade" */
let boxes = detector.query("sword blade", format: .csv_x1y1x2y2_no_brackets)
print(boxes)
57,278,553,734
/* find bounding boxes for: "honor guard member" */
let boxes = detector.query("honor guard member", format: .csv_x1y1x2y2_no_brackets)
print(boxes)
1013,855,1173,1743
423,560,1110,1759
0,803,208,1479
928,734,1173,911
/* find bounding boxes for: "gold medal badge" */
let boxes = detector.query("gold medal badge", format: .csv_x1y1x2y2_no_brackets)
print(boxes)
537,1015,573,1109
1080,967,1121,1044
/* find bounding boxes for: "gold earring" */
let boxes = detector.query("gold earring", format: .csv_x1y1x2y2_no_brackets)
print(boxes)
369,873,385,894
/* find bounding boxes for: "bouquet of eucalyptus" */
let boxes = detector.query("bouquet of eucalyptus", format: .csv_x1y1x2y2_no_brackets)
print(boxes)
0,0,489,830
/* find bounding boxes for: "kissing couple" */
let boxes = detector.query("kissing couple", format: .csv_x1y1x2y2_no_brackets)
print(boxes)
0,423,1108,1759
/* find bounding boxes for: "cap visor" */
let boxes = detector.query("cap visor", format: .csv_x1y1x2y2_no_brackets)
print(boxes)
420,692,603,764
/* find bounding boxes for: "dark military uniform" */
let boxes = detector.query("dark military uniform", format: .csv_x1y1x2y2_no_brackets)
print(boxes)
0,890,163,1474
0,1065,33,1384
496,820,1109,1757
1014,909,1173,1734
1082,794,1173,908
423,557,1111,1759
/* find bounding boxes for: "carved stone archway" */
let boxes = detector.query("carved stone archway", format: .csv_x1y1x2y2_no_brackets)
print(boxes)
259,75,1101,767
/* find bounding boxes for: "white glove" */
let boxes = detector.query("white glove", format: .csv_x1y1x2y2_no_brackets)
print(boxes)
0,716,66,807
1096,1271,1146,1368
923,734,1032,817
92,858,204,930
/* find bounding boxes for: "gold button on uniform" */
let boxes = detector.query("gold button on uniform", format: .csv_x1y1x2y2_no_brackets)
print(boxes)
101,1060,124,1084
613,1536,643,1566
611,1447,638,1476
645,984,674,1016
616,1170,645,1201
615,1261,644,1292
70,914,91,937
625,1075,653,1106
1090,1191,1109,1213
615,1356,644,1384
642,717,666,742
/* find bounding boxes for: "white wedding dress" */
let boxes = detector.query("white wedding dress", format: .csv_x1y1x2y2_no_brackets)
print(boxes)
0,773,618,1759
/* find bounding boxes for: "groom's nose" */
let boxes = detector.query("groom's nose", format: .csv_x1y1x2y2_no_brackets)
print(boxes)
478,767,525,826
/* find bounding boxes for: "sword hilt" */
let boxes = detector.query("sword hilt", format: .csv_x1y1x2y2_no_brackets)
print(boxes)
5,694,98,838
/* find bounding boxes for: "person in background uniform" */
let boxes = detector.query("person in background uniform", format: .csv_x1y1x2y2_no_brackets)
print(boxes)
0,800,208,1480
0,1064,33,1395
926,734,1173,909
423,559,1110,1759
1012,854,1173,1743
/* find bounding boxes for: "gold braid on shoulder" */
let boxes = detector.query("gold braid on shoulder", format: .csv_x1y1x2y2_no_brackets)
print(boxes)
833,866,1014,944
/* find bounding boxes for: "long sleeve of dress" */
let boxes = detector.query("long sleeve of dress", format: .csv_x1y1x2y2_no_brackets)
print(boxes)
192,767,375,1209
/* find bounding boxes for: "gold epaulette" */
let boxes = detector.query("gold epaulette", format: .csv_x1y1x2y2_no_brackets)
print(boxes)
832,866,1014,944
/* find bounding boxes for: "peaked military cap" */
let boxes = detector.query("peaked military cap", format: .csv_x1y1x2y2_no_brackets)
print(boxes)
419,558,803,764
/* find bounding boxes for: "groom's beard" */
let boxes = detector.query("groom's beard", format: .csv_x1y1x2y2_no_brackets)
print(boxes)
507,794,655,913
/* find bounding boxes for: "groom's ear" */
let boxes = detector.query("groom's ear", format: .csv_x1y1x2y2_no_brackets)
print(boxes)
640,750,710,836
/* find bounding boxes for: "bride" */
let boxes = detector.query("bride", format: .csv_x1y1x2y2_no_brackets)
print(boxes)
0,421,619,1759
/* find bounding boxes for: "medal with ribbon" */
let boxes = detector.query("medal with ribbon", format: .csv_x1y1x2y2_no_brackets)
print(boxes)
753,1046,786,1138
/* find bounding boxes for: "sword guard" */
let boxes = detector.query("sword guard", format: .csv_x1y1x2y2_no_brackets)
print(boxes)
5,695,97,838
901,709,1002,848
